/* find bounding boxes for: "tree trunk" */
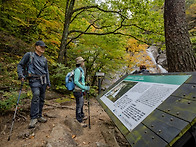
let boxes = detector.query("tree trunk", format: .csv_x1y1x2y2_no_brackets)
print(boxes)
164,0,196,72
58,0,75,63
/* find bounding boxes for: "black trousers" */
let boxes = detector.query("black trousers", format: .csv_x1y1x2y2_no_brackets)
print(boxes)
73,91,85,123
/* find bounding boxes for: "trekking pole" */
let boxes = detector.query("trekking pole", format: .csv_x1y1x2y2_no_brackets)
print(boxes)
86,91,91,129
8,81,24,141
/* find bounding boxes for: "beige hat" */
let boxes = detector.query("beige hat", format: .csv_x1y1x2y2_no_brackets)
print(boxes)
76,56,85,64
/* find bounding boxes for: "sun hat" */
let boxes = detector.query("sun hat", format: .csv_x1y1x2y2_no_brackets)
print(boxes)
76,56,85,64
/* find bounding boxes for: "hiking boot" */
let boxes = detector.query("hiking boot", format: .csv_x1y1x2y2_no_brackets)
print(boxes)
28,119,37,129
80,122,87,128
38,117,47,123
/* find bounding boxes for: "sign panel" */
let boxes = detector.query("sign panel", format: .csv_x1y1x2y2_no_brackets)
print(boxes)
100,75,191,131
96,72,105,77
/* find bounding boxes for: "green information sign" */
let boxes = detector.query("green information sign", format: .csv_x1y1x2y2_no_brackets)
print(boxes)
124,75,191,85
97,73,196,147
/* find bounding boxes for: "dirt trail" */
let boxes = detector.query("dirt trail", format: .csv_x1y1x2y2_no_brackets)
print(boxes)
0,91,129,147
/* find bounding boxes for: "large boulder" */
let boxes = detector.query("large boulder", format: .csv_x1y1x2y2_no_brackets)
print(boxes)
46,124,77,147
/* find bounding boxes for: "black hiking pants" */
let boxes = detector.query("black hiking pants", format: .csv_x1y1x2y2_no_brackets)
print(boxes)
73,91,85,123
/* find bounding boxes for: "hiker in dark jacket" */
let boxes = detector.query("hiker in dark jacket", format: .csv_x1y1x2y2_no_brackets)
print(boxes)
73,57,90,127
138,64,150,74
17,40,51,129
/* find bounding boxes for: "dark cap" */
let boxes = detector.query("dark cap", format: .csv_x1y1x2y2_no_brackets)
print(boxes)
35,40,48,48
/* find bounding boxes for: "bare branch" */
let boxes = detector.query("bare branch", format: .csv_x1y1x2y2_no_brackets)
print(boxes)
67,23,94,46
123,24,163,35
65,5,161,47
72,5,98,13
72,5,162,36
70,9,85,23
91,24,114,29
71,31,149,45
72,5,127,19
73,6,162,37
68,29,150,47
113,32,150,45
37,1,55,18
67,16,151,46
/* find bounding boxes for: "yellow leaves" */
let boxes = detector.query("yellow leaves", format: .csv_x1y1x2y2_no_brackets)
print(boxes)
126,38,154,70
72,135,76,138
186,3,196,15
69,42,76,48
126,38,148,53
55,97,71,103
91,25,96,32
82,18,86,21
27,90,32,98
51,40,60,46
70,94,75,99
12,17,28,26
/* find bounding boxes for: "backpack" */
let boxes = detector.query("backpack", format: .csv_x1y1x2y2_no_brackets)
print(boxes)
65,68,82,91
23,52,35,78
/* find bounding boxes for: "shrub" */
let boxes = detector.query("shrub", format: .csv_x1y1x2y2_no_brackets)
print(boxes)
0,91,29,113
49,63,71,93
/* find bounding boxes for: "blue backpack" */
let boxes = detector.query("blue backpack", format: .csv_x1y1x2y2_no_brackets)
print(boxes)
65,68,82,91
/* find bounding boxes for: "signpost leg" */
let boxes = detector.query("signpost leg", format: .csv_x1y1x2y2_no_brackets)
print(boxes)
98,77,101,94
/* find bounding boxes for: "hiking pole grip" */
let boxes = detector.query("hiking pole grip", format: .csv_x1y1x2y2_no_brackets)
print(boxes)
8,81,24,141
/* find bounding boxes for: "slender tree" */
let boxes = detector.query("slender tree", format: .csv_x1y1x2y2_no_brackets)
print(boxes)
58,0,75,63
164,0,196,72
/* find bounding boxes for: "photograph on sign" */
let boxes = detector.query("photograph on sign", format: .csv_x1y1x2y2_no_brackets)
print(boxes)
105,81,137,102
100,75,190,131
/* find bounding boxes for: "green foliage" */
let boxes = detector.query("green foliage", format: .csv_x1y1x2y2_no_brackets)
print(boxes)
0,91,29,113
55,97,73,104
185,2,196,55
186,0,196,9
67,33,128,85
49,63,71,93
0,0,64,48
191,37,196,55
0,52,32,112
101,0,165,46
0,58,20,89
88,86,98,97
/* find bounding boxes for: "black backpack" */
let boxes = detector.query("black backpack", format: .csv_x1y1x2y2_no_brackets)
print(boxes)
23,52,35,78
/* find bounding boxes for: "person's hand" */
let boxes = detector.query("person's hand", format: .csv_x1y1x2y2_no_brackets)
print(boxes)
47,86,50,89
21,78,25,82
86,86,90,91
